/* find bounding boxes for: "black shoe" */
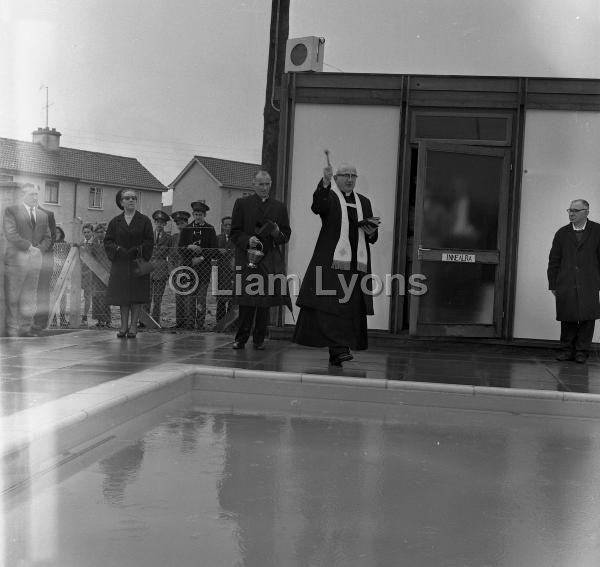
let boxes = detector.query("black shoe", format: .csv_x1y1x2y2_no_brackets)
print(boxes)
575,352,588,364
253,343,265,350
232,341,245,349
556,352,575,361
329,352,353,366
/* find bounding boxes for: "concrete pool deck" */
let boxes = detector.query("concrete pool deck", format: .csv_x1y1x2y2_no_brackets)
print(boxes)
3,328,600,492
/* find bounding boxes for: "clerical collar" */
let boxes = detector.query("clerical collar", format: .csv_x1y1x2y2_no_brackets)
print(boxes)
572,220,587,232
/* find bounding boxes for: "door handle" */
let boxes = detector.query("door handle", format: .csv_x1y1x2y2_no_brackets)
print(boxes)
417,245,430,260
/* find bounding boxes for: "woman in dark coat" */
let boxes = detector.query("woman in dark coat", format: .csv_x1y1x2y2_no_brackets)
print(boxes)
293,163,379,366
104,189,153,338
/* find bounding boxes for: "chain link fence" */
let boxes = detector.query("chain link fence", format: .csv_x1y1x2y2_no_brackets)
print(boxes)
44,243,237,332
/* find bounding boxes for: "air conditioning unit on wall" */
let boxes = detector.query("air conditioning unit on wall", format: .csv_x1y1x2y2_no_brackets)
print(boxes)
284,36,325,73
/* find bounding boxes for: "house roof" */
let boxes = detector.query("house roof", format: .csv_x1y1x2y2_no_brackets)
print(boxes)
0,137,167,191
170,155,262,189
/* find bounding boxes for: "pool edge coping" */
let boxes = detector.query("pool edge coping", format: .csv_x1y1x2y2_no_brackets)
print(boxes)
3,363,600,482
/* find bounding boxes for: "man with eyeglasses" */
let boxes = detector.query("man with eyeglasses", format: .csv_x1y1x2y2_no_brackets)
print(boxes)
548,199,600,363
293,162,379,367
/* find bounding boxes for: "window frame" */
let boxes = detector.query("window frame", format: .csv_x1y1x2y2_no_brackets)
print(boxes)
44,180,60,204
89,186,104,210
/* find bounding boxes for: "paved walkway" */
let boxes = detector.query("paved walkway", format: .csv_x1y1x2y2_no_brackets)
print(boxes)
1,329,599,418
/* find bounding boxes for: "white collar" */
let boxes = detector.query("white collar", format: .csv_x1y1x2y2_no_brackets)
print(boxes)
572,220,588,231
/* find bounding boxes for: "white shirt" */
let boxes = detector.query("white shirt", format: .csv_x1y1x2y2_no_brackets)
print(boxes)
23,203,36,221
572,220,588,232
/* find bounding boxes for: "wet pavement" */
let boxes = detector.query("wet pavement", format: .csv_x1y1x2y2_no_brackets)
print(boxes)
0,329,599,417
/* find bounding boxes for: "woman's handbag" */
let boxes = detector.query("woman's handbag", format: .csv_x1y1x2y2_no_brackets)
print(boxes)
131,245,155,277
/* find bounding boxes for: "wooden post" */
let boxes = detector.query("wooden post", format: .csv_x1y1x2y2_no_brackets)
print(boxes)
261,0,289,188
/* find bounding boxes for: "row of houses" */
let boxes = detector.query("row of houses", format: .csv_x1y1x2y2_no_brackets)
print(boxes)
0,126,262,239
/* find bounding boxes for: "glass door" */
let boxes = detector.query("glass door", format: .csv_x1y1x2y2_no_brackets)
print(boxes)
409,142,510,337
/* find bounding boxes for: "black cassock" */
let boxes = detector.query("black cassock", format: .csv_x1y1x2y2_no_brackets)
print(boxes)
293,180,378,350
230,193,292,309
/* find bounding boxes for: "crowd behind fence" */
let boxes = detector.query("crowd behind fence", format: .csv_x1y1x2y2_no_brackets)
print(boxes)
45,243,237,332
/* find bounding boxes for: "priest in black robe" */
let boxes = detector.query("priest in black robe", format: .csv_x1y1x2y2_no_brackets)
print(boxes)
230,170,292,349
293,163,379,366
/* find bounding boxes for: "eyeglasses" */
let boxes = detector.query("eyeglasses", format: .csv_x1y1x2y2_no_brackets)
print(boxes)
567,208,588,213
122,196,137,200
256,182,271,187
337,173,358,179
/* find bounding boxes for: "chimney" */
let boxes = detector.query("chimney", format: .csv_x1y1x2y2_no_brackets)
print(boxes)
32,127,61,151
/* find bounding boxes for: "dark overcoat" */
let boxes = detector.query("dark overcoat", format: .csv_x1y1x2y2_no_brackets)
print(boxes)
230,193,292,308
104,211,154,305
296,181,378,317
547,220,600,321
177,222,218,285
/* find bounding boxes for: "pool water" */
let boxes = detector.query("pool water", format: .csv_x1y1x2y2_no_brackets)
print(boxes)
4,397,600,567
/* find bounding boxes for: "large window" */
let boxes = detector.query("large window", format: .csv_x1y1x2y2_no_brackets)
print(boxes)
44,181,59,203
89,187,103,209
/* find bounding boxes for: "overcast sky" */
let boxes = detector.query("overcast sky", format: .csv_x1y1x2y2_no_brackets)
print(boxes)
1,1,599,203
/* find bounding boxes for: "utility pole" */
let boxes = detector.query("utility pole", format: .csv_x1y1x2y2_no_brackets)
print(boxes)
261,0,289,197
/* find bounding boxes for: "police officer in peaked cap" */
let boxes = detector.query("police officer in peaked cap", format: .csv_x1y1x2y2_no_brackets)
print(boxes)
177,201,218,329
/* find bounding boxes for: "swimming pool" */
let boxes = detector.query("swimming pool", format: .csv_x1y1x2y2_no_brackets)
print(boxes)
4,376,600,567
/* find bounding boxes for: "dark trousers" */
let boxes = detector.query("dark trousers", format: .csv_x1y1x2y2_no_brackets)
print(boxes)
92,291,112,324
175,293,186,327
560,320,595,354
235,305,269,345
150,278,168,320
183,282,209,329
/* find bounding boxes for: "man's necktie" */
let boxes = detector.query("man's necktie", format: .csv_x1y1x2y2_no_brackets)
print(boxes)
29,207,36,229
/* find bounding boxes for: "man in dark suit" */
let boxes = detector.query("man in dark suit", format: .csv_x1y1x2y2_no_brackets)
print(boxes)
548,199,600,363
148,210,173,323
178,201,218,330
32,205,57,331
3,183,52,337
230,170,292,349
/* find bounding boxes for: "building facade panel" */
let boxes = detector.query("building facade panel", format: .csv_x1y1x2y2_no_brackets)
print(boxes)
285,103,400,330
513,109,600,343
